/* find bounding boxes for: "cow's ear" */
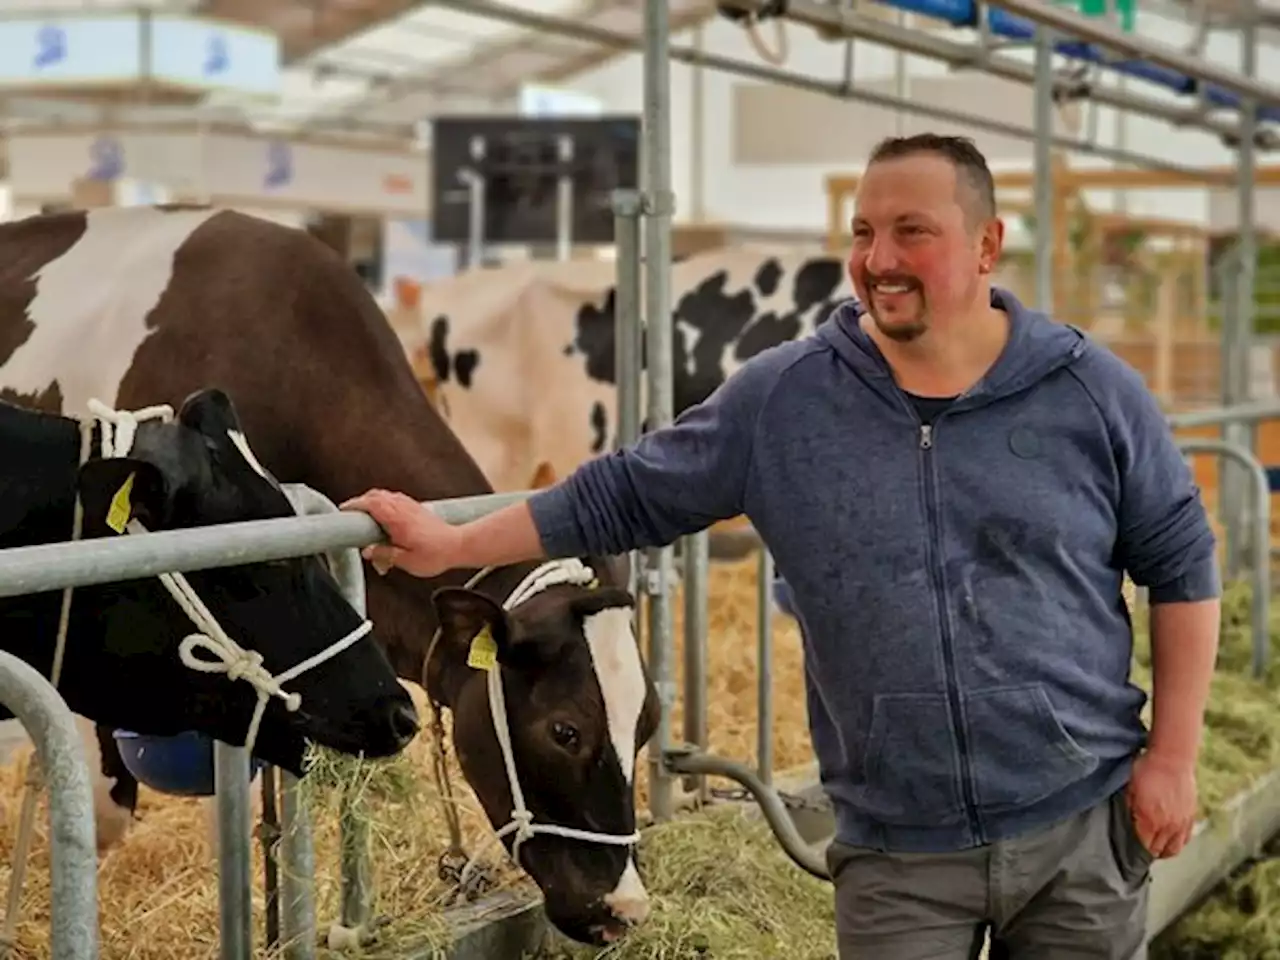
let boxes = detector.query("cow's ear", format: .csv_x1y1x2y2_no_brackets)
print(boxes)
177,388,279,487
177,388,244,436
426,588,516,705
76,458,173,533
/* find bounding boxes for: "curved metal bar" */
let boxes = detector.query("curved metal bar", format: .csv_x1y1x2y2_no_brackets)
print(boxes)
280,484,373,944
1176,438,1271,678
0,650,98,959
662,746,830,881
280,485,367,618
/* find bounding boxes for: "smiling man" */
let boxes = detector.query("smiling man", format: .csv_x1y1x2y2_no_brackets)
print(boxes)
343,133,1221,959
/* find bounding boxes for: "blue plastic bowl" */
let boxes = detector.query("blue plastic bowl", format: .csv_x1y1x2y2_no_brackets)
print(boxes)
112,729,264,798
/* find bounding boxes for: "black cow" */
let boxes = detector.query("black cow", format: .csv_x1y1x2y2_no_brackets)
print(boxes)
1,388,419,837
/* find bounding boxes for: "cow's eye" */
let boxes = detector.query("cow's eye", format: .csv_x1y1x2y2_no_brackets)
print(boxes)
550,720,580,750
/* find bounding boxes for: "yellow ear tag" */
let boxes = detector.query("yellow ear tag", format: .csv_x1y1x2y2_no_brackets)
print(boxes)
587,577,599,589
106,472,135,534
466,625,498,672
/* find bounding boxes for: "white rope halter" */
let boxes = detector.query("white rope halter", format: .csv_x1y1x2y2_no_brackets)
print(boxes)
455,558,642,888
86,398,374,755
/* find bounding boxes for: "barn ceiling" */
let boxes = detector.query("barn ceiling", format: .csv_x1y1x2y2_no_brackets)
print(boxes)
207,0,719,131
0,0,716,137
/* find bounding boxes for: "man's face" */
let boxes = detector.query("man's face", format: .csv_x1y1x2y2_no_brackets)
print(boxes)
848,153,1001,344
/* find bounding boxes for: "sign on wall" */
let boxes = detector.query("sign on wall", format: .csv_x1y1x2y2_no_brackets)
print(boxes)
0,13,279,98
149,15,280,98
0,15,141,86
7,130,427,217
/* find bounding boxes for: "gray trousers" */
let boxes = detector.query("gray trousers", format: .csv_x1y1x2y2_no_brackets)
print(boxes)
826,789,1153,959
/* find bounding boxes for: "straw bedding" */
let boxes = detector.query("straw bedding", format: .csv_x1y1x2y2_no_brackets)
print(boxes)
3,561,1279,957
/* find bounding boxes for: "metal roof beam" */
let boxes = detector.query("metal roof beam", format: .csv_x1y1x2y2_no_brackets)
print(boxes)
440,0,1264,150
423,0,1237,181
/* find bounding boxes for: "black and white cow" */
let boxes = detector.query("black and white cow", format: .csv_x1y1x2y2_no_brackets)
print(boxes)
0,388,420,833
412,247,850,493
0,205,658,946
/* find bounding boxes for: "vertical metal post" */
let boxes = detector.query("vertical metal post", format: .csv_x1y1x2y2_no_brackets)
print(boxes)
642,0,677,824
1223,8,1258,579
557,135,575,262
338,797,372,931
261,767,281,951
0,651,98,960
1033,25,1055,314
215,742,254,960
612,190,644,453
613,189,645,618
756,548,775,786
278,773,317,960
278,484,363,953
681,531,709,799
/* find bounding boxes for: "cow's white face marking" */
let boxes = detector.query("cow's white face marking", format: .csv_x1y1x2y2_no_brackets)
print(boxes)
0,207,219,415
227,429,271,481
581,607,646,785
603,857,650,925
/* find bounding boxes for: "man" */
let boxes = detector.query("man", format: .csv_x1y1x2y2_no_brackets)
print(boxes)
344,134,1220,959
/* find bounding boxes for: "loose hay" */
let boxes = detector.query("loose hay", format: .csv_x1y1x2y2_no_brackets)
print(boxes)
4,559,1278,957
533,804,837,960
1144,580,1280,960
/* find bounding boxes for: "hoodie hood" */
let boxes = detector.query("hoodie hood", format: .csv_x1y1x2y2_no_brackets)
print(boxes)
815,286,1088,408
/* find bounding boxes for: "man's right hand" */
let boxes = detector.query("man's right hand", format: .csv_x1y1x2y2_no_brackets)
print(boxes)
341,488,463,579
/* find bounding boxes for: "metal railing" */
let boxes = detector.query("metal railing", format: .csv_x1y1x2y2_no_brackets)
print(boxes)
1176,440,1272,679
0,488,536,958
0,651,98,959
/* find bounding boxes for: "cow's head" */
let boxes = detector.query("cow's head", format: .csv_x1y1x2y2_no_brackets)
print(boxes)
426,554,659,946
67,388,419,774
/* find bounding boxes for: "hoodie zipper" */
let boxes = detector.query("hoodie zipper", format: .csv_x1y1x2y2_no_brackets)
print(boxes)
915,415,983,843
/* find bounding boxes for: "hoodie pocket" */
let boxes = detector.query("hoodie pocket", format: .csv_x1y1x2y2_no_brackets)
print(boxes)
964,684,1099,814
860,693,967,826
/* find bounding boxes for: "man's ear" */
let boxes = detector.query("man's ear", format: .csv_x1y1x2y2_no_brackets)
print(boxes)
76,458,172,534
426,587,515,706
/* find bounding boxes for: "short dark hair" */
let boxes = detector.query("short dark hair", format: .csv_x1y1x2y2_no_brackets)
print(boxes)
866,134,997,222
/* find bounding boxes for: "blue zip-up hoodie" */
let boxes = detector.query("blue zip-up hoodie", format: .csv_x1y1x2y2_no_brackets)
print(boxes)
528,288,1220,853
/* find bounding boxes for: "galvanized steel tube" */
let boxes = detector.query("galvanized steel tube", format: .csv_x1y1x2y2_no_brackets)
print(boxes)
613,190,646,639
278,773,317,960
756,549,775,786
642,0,677,824
1176,439,1270,679
1033,25,1054,314
681,532,709,799
0,491,535,599
0,651,98,960
611,190,644,454
281,484,370,949
1225,16,1259,582
215,742,254,960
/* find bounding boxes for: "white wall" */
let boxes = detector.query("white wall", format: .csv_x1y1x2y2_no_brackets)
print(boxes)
555,7,1271,233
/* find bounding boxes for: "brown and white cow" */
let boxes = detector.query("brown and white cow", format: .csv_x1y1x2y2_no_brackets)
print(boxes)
0,205,658,946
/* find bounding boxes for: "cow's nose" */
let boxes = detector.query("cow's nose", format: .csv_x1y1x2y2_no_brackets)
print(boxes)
607,896,650,927
389,701,420,746
603,860,650,926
